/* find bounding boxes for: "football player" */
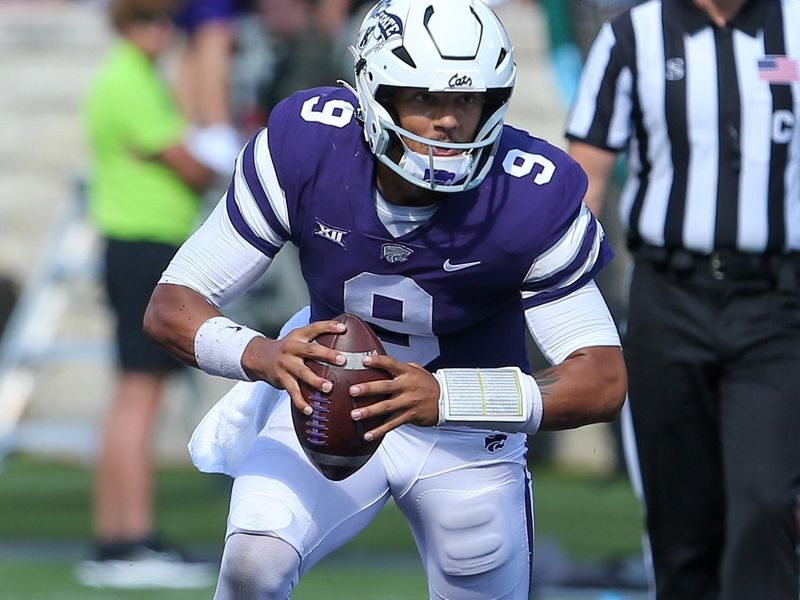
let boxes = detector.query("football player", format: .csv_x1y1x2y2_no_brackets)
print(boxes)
144,0,627,597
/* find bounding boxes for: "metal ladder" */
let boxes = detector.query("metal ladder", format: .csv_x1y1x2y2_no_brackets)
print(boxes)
0,179,310,462
0,180,109,459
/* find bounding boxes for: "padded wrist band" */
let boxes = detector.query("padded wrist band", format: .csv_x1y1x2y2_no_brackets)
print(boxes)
434,367,544,435
194,316,266,381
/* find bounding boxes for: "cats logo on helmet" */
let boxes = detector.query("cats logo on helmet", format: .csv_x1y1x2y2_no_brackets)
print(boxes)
448,74,474,88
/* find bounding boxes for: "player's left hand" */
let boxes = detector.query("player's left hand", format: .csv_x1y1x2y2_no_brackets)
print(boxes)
349,354,440,441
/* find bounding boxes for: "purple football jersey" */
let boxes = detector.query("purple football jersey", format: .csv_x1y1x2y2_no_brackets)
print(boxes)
225,87,612,372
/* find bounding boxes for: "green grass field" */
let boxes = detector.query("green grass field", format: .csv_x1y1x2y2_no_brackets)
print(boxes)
0,455,644,599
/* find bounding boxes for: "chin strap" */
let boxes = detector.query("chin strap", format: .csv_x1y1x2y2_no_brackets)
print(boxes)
337,78,363,120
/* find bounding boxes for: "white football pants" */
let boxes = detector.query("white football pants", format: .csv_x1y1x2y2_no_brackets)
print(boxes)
224,397,534,600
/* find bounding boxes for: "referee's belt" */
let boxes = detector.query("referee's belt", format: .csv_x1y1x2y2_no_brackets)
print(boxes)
634,243,800,285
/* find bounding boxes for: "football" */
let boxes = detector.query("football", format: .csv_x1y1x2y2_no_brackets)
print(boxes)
292,313,391,481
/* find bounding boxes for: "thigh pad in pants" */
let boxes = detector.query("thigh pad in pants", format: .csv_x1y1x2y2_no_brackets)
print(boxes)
390,429,532,600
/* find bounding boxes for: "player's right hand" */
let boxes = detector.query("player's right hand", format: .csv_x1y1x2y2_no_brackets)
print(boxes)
241,321,347,415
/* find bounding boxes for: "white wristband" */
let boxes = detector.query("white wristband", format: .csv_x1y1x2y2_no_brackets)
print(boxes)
434,367,544,435
194,316,266,381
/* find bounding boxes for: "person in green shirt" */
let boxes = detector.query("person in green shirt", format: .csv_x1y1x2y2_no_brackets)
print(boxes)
78,0,218,589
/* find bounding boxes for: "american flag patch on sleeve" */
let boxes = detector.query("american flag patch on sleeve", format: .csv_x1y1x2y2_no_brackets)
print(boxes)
758,55,800,84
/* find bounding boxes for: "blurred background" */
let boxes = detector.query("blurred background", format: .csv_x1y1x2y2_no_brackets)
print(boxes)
0,0,646,597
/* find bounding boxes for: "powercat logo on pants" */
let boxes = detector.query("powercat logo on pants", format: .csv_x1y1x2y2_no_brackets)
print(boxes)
484,434,507,453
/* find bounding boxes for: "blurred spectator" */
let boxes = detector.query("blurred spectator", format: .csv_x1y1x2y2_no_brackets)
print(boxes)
174,0,242,126
254,0,349,119
76,0,217,588
173,0,244,179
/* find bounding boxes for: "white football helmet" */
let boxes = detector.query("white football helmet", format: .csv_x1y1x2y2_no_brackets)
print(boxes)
349,0,516,192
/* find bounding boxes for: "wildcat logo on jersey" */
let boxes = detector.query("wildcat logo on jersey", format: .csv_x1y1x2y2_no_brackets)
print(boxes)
314,220,349,247
484,434,507,453
381,243,413,263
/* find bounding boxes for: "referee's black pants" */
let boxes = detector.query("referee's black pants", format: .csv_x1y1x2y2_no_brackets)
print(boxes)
624,258,800,600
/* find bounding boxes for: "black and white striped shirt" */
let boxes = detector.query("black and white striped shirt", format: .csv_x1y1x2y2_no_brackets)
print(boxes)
566,0,800,255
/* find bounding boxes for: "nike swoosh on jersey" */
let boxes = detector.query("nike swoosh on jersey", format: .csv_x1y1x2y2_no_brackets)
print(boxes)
443,259,482,272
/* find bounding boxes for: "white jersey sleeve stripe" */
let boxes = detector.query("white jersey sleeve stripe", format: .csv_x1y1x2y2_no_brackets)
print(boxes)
521,218,605,300
254,128,291,235
237,130,290,241
233,149,286,248
225,183,283,257
523,204,593,283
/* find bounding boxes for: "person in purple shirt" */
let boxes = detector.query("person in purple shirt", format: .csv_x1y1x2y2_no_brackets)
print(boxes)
173,0,243,126
173,0,244,172
145,0,627,597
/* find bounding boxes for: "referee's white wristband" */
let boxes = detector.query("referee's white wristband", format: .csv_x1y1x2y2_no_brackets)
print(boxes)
434,367,544,435
194,316,266,381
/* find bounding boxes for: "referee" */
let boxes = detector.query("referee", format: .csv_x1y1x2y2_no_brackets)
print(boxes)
566,1,800,599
